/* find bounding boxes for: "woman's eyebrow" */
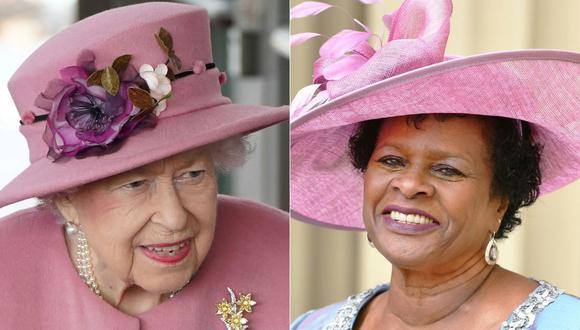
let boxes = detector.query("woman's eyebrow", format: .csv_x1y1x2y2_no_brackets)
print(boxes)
376,142,475,164
425,148,474,164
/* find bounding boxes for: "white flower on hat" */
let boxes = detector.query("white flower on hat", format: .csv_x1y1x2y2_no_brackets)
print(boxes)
139,63,172,115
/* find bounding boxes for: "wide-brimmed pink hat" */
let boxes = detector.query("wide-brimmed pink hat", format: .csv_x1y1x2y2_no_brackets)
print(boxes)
290,0,580,229
0,2,287,208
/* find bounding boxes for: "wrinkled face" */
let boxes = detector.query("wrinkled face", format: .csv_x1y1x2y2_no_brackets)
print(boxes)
58,149,217,294
363,116,506,272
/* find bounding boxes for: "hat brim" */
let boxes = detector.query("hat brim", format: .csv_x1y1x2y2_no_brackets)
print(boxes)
291,49,580,229
0,103,287,208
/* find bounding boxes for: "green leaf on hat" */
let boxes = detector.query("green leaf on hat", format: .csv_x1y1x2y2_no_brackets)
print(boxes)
155,27,173,54
155,27,182,71
102,66,120,96
112,54,132,75
128,87,155,109
87,70,103,86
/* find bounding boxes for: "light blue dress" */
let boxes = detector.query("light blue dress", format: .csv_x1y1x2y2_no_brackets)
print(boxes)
291,281,580,329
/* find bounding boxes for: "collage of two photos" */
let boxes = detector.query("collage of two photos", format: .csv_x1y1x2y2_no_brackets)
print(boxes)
0,0,578,328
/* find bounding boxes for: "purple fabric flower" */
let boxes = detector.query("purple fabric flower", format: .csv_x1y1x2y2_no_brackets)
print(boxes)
37,55,154,160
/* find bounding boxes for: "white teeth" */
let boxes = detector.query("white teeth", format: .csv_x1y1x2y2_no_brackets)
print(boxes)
390,210,434,224
146,243,185,256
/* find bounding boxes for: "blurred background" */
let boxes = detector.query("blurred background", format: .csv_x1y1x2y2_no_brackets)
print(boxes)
291,0,580,320
0,0,289,217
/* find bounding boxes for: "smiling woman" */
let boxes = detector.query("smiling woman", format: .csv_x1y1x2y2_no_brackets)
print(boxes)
357,116,543,327
53,148,220,315
0,2,288,329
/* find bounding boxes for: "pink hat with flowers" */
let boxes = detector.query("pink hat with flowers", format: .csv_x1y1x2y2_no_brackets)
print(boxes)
290,0,580,229
0,2,287,208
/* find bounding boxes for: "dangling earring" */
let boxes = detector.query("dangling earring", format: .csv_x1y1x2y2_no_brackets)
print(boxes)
65,222,102,298
484,231,498,266
367,233,375,249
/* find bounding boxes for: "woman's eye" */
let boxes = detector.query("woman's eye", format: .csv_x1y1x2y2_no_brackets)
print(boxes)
185,170,203,178
378,156,405,168
433,165,464,177
123,180,146,190
176,170,205,183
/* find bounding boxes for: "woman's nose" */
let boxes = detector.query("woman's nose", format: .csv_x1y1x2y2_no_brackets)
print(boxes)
151,183,188,231
390,169,435,199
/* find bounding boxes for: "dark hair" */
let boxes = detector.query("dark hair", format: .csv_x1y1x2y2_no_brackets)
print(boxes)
348,114,542,239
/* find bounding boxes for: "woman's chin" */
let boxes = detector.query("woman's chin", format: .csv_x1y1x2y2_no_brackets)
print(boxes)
369,221,444,264
384,254,435,271
131,250,198,294
134,269,196,295
373,238,443,271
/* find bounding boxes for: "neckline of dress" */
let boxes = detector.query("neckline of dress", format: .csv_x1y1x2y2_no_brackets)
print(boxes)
324,281,563,330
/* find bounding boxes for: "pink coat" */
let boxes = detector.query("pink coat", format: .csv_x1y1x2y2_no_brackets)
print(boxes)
0,195,289,329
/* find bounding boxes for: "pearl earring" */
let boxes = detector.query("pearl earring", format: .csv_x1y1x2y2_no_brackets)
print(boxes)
65,222,102,298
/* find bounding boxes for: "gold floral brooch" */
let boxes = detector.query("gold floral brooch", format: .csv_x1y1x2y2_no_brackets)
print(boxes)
216,287,256,330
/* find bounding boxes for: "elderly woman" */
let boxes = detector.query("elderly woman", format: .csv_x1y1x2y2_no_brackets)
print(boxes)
290,0,579,328
0,3,288,329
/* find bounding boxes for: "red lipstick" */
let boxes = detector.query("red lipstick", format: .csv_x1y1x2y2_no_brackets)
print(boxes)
140,239,191,264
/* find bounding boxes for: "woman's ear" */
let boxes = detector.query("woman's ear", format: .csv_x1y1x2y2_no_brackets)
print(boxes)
493,195,509,231
54,194,80,225
497,196,509,218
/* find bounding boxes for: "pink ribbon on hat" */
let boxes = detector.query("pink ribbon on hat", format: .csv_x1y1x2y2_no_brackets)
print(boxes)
290,0,452,120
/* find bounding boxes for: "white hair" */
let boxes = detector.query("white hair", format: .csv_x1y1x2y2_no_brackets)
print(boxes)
205,134,254,172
